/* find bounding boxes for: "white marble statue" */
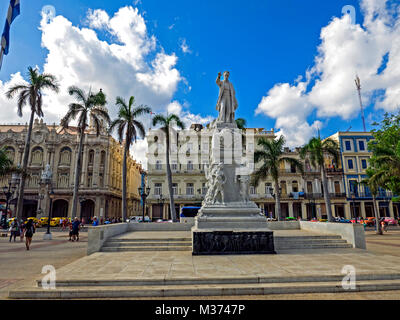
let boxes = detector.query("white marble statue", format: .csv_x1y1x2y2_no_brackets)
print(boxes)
216,71,238,123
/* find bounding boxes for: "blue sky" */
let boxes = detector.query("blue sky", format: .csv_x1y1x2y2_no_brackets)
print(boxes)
0,0,399,153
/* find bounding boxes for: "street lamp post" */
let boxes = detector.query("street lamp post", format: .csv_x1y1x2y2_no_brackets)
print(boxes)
41,164,53,240
79,197,86,222
2,183,16,229
138,186,151,222
351,192,357,223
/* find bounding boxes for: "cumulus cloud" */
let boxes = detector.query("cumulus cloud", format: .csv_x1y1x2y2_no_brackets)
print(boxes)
256,0,400,146
167,101,213,127
0,5,186,164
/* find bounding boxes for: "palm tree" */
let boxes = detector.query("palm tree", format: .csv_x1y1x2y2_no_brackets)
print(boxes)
6,67,59,219
0,147,13,176
252,135,304,221
109,96,151,221
300,137,339,222
152,114,185,222
360,170,384,235
235,118,246,130
61,86,110,219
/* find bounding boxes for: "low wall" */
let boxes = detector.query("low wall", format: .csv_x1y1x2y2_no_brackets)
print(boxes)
299,221,366,249
267,221,300,230
87,223,129,255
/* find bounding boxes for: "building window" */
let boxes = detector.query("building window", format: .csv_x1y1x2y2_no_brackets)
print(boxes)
187,161,193,171
88,150,94,165
186,183,194,195
59,147,72,165
265,183,272,194
358,140,365,151
99,173,104,187
361,159,367,169
349,180,358,195
345,140,352,151
154,183,162,195
334,181,341,194
31,147,43,165
87,172,93,187
292,180,299,192
156,160,162,170
202,182,207,195
307,181,313,193
171,161,177,171
172,183,178,195
348,159,354,170
250,186,256,195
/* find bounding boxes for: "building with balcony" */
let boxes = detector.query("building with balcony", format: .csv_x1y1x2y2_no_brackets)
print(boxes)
146,124,347,221
328,131,399,219
0,118,143,220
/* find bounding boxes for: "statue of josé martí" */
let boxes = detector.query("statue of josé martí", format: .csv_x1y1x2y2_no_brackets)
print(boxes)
216,71,238,123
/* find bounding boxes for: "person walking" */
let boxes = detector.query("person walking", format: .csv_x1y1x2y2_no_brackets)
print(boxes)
9,219,18,242
24,219,35,250
71,217,81,241
19,219,25,242
92,216,99,226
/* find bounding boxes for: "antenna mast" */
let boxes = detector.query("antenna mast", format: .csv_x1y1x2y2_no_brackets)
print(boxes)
355,75,366,132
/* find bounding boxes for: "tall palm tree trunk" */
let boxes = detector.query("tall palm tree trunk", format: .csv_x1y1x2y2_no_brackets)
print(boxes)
373,196,382,235
165,129,176,222
71,130,85,219
121,134,129,222
321,165,333,222
274,179,282,221
16,110,35,219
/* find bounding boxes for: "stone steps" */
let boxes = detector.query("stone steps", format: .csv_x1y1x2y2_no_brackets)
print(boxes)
35,273,400,287
10,278,400,299
274,235,352,249
101,246,192,252
107,238,192,242
104,241,192,247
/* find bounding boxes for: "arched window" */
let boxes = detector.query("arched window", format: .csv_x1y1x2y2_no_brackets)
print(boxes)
292,180,299,192
88,150,94,166
31,147,43,165
59,147,72,165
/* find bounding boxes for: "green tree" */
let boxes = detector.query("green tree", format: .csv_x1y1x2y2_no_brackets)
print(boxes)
235,118,246,130
152,114,185,222
0,147,13,176
360,169,384,235
61,86,110,219
6,67,59,219
368,112,400,196
109,96,151,221
252,136,303,221
300,137,339,222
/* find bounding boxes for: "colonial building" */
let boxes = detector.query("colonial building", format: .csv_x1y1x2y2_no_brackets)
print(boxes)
0,118,143,220
328,131,399,219
145,124,349,221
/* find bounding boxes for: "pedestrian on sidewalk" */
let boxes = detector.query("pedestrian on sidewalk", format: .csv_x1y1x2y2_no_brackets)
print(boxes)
19,219,25,242
9,219,18,242
72,217,80,241
24,219,35,250
92,216,99,226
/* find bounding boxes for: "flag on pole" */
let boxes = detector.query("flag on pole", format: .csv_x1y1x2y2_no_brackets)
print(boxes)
0,0,20,70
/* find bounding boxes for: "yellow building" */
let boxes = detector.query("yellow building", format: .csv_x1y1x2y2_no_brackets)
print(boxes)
0,118,143,220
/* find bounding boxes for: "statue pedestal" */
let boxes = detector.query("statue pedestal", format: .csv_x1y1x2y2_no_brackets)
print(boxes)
192,203,276,255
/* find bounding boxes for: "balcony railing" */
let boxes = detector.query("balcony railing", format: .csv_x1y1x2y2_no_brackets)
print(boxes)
348,191,393,199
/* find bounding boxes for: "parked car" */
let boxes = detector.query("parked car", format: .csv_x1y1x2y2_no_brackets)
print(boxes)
383,217,397,225
25,217,39,225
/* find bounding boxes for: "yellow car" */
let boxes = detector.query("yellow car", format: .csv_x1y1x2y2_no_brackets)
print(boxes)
50,217,64,227
38,217,49,226
26,217,39,224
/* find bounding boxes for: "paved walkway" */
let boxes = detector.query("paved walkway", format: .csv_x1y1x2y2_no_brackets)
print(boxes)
0,229,87,299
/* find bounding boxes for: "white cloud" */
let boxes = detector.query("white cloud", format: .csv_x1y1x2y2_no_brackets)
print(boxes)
167,100,213,128
179,38,191,54
131,138,148,169
256,0,400,146
0,6,185,165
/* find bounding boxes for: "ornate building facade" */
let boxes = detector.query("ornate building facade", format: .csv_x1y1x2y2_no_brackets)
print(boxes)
0,118,143,220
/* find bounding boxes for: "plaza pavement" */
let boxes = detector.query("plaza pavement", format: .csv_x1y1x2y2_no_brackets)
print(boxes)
3,227,400,299
0,228,87,299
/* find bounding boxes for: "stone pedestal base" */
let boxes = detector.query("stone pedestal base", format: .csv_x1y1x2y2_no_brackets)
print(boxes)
192,229,276,255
